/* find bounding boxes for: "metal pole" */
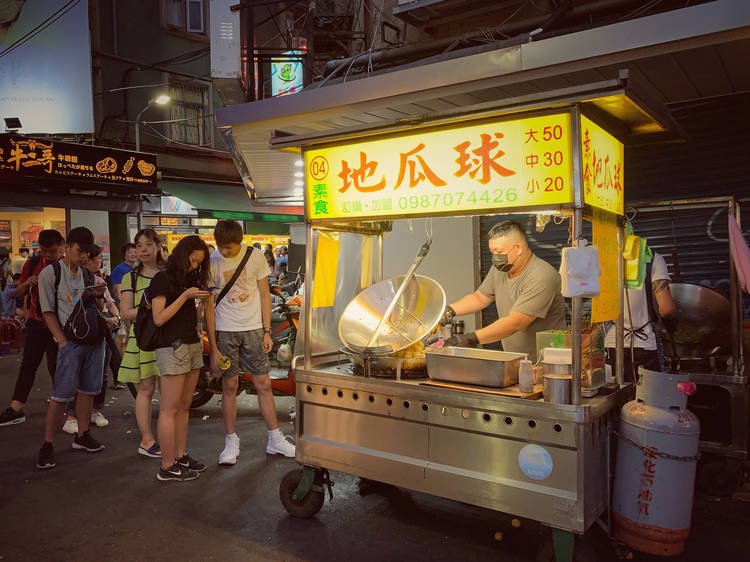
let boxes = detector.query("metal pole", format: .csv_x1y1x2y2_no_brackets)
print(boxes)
616,220,625,387
135,122,142,231
376,234,383,282
571,207,583,405
729,198,741,377
304,222,313,370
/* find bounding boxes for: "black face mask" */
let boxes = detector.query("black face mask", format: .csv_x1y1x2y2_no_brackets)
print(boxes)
492,249,518,273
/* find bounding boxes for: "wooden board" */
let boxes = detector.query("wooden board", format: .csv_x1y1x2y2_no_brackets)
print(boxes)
421,381,543,400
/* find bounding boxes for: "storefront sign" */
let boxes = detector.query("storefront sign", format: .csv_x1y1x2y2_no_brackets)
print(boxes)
581,115,624,215
271,51,304,97
0,134,157,188
161,196,197,216
591,208,620,322
305,112,574,220
166,233,290,253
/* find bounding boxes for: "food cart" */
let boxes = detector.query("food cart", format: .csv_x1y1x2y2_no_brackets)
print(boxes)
265,81,673,560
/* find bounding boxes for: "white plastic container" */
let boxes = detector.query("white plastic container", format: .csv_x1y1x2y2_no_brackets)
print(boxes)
518,359,534,393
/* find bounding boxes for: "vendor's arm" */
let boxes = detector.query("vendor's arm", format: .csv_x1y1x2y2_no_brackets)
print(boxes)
653,279,677,319
651,254,677,319
474,310,536,345
449,290,494,316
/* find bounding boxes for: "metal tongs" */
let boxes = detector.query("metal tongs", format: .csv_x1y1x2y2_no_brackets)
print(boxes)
365,239,432,349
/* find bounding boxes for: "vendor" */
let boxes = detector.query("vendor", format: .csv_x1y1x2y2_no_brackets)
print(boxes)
605,250,677,381
442,220,566,362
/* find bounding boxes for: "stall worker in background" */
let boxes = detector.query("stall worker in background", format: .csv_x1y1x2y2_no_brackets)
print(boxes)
441,220,566,362
37,227,106,470
12,247,29,276
605,249,677,381
210,220,295,466
111,243,137,303
0,230,64,427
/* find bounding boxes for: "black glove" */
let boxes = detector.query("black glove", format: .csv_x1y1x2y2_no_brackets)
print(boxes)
440,305,456,326
443,332,479,348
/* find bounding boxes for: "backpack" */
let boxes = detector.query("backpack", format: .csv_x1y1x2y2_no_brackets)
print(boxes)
133,271,162,352
52,262,107,346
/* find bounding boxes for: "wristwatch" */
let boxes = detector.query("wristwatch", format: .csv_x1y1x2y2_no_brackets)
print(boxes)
263,327,271,334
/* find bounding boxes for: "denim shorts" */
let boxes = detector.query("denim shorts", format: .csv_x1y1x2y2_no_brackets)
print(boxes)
51,341,106,402
216,329,270,378
155,342,203,375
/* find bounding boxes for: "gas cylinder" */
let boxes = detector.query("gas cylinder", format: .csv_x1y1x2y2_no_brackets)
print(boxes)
613,368,699,556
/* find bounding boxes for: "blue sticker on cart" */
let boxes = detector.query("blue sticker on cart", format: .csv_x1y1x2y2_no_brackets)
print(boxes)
518,444,554,480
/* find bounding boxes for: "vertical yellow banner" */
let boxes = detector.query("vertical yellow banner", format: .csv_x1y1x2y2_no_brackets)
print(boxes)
591,208,620,322
360,235,374,289
311,231,340,308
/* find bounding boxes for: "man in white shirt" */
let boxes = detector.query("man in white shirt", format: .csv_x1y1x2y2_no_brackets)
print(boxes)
210,220,295,465
605,251,677,381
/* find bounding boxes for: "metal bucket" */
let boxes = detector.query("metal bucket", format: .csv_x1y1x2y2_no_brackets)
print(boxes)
543,374,571,404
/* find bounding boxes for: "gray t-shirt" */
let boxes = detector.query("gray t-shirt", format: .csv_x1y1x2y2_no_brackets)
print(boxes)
478,254,566,362
38,260,87,326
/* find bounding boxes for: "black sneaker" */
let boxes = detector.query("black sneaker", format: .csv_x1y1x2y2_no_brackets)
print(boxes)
157,463,199,482
0,407,26,426
177,453,207,472
37,442,56,469
72,430,105,452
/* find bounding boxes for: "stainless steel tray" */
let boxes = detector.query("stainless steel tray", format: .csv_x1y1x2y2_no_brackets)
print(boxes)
424,347,526,388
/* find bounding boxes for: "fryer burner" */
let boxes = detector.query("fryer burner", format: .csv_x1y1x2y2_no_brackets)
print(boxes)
349,362,427,380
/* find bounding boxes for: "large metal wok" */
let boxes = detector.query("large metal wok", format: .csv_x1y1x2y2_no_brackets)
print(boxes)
339,274,446,355
658,282,731,358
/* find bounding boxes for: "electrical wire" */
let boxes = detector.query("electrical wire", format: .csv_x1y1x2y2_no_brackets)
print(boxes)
142,122,231,154
0,0,82,58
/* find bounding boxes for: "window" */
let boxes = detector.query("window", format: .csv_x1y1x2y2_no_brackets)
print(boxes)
168,81,212,147
162,0,207,38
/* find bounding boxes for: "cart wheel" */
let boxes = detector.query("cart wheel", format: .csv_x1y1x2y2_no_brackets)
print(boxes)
279,469,325,518
697,457,744,497
190,372,214,409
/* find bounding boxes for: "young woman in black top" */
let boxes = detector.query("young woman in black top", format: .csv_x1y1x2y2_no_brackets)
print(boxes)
150,236,218,481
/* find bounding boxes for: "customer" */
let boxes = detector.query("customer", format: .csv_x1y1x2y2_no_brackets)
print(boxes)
111,243,137,302
62,244,121,432
0,230,64,427
12,247,29,275
0,247,11,290
117,229,165,458
2,273,20,318
151,235,217,481
210,220,295,466
37,227,106,470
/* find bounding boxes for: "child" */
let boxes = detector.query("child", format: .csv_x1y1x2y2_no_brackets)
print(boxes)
2,273,21,318
150,235,218,481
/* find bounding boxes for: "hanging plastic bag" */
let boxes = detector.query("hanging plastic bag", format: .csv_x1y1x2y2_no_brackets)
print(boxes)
560,240,601,298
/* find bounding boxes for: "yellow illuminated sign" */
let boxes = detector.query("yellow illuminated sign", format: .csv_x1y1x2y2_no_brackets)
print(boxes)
305,113,574,220
581,115,624,215
591,208,620,322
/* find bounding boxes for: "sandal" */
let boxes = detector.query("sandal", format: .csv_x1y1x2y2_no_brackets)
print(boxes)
138,443,162,458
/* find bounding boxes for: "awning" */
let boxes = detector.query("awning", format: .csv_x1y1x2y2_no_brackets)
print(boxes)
159,180,303,221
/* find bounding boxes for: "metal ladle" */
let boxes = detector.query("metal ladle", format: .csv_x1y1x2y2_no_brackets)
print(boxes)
365,239,432,349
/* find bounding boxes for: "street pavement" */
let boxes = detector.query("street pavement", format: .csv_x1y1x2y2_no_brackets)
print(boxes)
1,350,750,561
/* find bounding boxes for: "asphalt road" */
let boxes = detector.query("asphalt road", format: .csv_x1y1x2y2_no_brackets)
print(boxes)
1,350,749,562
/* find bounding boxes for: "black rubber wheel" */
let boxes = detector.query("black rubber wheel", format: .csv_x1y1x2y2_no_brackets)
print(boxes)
190,374,214,409
279,469,325,518
697,456,744,497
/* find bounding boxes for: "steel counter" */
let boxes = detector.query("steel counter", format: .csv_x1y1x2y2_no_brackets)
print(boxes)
294,362,633,533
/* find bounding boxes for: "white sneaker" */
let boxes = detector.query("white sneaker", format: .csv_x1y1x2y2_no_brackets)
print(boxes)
91,412,109,427
62,418,78,435
266,434,296,458
218,434,240,465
